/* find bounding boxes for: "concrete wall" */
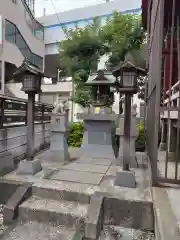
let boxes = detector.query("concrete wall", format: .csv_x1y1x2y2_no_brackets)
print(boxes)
0,123,50,161
41,82,72,93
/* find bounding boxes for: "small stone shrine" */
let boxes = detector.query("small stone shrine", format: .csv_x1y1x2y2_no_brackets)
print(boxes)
77,70,118,160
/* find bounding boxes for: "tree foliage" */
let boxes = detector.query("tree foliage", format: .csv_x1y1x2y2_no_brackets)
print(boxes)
58,12,145,107
102,12,145,70
59,18,107,107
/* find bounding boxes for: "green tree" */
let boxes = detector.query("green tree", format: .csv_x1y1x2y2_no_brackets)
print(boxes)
58,13,145,107
59,19,107,107
102,12,145,70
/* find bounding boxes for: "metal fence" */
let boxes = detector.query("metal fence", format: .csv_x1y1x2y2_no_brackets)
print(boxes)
145,0,180,185
0,95,53,128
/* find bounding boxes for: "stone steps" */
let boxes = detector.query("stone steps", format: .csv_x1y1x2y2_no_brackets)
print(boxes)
32,181,94,205
18,196,88,230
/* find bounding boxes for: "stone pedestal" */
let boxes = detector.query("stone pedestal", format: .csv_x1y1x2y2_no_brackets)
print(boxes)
117,115,138,168
43,112,69,162
77,113,118,160
17,159,42,175
114,170,136,188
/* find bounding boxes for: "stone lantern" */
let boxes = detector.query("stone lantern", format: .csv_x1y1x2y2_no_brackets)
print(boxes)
13,60,43,174
113,61,146,188
77,70,118,161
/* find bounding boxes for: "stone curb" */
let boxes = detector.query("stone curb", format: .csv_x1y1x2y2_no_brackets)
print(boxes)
84,193,104,240
3,184,32,224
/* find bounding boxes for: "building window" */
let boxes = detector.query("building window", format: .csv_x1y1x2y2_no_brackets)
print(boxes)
5,21,16,43
5,20,43,69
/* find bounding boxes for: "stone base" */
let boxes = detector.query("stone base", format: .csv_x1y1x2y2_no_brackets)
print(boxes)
159,142,167,151
114,170,136,188
80,145,115,161
79,117,116,160
43,150,70,162
16,159,42,175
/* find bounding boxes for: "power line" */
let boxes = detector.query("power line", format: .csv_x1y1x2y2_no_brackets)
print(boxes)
49,0,69,38
36,0,68,38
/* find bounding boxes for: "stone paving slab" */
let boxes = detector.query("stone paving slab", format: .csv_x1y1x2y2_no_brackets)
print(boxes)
2,151,152,202
76,158,112,166
61,163,109,173
106,166,122,176
50,169,104,185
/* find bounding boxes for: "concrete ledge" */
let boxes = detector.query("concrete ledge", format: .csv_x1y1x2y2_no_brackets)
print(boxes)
0,180,21,204
153,187,180,240
3,184,32,224
84,194,104,240
32,184,91,205
103,195,154,231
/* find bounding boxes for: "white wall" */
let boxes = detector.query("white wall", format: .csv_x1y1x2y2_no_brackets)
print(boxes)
6,83,39,101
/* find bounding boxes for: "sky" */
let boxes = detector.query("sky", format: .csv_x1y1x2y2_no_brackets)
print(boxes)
35,0,108,17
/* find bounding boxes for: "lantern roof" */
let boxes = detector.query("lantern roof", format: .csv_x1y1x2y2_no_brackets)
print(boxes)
13,60,44,80
86,70,117,86
112,61,146,78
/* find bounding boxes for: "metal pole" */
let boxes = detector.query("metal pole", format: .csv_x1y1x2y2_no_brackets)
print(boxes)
123,93,131,171
27,92,35,161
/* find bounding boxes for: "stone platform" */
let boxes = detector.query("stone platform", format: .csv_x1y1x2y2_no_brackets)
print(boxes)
2,149,151,202
0,149,153,240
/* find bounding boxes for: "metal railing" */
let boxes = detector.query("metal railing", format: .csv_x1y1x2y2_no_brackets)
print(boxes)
145,0,180,185
0,95,53,128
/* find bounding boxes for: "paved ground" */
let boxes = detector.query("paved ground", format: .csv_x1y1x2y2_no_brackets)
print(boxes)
100,226,154,240
2,149,152,203
0,149,154,240
156,151,180,232
0,221,76,240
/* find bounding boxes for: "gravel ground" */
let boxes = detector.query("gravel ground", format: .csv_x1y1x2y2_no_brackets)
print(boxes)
0,221,75,240
100,226,155,240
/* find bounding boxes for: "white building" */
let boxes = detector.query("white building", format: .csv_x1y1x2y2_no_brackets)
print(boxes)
37,0,142,121
0,0,44,101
